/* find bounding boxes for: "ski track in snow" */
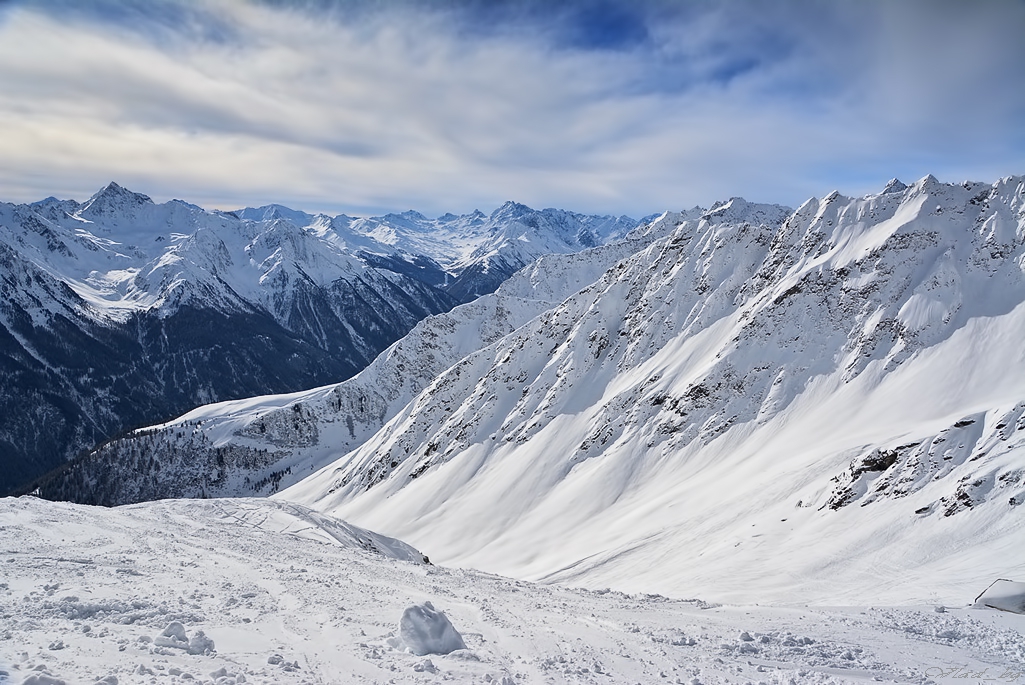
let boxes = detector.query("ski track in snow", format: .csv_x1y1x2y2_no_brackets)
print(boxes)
2,496,1023,685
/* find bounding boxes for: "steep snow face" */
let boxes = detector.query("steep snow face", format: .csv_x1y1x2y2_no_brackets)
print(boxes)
283,176,1025,604
37,210,694,505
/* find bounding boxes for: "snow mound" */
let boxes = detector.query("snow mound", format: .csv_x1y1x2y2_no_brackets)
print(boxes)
974,579,1025,614
398,601,467,656
152,620,215,654
20,675,66,685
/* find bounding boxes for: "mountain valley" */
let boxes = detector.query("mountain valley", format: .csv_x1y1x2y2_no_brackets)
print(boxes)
0,183,635,495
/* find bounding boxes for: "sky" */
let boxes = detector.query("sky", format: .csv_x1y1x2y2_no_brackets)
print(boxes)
0,0,1023,218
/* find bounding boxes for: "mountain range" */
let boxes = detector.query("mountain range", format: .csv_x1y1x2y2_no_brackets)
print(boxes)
286,175,1025,602
16,174,1025,604
35,209,693,503
32,174,1025,605
0,182,637,494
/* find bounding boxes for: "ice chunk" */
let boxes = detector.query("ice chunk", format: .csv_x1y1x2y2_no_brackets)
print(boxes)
188,630,215,655
162,621,187,642
154,621,189,649
412,659,437,673
974,579,1025,614
398,601,466,656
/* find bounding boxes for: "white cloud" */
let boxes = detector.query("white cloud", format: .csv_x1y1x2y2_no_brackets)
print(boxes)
0,0,1021,216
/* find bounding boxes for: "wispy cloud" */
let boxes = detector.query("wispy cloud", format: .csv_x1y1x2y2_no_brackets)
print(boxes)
0,0,1022,216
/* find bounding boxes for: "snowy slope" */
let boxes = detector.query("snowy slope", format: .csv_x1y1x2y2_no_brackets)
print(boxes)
36,211,693,505
3,495,1023,685
282,176,1025,604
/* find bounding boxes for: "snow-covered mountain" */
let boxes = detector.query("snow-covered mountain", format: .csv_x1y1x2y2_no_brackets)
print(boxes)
35,210,696,504
270,175,1025,603
1,183,636,495
344,201,639,301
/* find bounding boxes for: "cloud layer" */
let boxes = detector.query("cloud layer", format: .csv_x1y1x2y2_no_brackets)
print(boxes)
1,0,1023,216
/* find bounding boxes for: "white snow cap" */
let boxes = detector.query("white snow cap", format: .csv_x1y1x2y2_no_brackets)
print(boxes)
398,601,466,656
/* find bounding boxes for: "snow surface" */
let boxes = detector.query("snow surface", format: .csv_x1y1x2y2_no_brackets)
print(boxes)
2,495,1023,685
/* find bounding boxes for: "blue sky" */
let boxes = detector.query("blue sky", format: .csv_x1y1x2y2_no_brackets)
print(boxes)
0,0,1023,217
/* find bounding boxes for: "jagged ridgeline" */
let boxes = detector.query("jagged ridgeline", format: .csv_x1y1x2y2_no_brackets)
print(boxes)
2,183,637,495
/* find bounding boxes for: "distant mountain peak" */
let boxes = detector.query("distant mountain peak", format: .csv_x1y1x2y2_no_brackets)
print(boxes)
235,204,313,225
882,178,908,194
95,181,152,204
702,197,792,226
916,174,942,191
79,181,153,219
490,201,533,221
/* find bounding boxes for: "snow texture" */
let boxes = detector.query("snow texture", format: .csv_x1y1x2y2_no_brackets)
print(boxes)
2,495,1023,685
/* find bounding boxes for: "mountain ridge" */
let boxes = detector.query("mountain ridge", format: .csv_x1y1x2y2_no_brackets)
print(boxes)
277,174,1025,601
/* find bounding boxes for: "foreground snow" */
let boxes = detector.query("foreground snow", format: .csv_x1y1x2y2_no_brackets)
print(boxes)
2,497,1023,685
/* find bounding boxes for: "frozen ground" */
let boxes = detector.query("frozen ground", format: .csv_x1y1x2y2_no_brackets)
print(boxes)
2,497,1023,685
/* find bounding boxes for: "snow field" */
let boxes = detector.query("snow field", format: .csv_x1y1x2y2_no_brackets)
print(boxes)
2,496,1024,685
